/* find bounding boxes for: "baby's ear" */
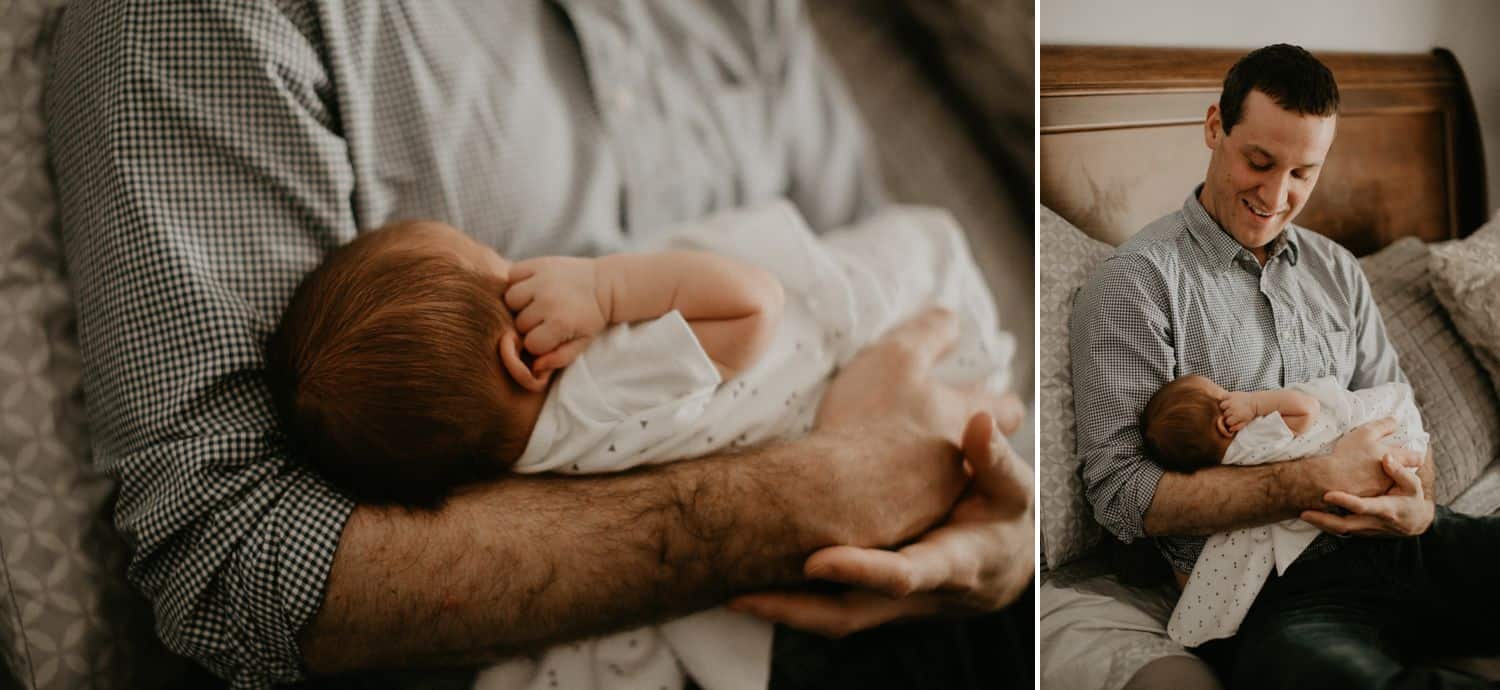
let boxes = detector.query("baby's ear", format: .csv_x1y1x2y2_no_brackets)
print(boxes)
498,330,548,392
1215,414,1235,438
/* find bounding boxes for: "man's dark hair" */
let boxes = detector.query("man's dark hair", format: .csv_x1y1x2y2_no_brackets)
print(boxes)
1220,44,1340,133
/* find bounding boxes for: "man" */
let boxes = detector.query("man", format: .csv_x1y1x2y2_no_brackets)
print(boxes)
1070,44,1499,688
44,2,1032,689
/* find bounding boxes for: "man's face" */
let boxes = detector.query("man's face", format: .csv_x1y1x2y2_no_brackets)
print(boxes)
1199,89,1337,262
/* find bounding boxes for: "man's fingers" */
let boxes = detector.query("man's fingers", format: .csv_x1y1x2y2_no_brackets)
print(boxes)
963,412,1031,503
1356,416,1397,439
1300,509,1387,536
806,539,972,598
1321,491,1377,516
727,590,938,639
1383,455,1423,496
883,308,959,377
805,546,934,598
1387,447,1424,470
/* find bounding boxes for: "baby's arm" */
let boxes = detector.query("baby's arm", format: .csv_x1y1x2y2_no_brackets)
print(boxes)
505,252,785,378
1220,389,1321,435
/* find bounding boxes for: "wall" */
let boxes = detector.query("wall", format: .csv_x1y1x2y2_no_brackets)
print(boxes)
1042,0,1500,215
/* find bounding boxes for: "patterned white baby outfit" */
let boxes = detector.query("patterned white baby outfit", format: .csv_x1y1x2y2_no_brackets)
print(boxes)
473,200,1015,690
1166,376,1428,647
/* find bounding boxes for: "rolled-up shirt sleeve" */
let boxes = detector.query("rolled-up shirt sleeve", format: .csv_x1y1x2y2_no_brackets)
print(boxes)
1069,254,1176,543
47,2,355,686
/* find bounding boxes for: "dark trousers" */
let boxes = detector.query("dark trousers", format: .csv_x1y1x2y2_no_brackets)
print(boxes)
298,581,1035,690
763,580,1035,690
1198,507,1500,690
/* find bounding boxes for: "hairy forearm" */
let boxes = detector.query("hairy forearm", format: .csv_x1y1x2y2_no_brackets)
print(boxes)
299,436,840,675
1143,457,1328,536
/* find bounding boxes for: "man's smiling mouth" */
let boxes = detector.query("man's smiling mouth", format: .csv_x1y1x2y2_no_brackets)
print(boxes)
1242,198,1278,218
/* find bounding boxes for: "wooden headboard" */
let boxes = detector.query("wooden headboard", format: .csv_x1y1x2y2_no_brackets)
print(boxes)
1041,46,1489,255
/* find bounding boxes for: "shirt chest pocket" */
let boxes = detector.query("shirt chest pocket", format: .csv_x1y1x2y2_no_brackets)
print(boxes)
1315,328,1355,386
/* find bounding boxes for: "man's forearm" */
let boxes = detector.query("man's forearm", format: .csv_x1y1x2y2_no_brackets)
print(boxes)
1143,457,1329,537
299,436,842,675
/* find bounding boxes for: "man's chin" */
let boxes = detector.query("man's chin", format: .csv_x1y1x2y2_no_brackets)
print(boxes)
1230,225,1282,254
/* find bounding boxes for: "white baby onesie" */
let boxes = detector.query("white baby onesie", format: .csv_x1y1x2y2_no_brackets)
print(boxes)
1166,376,1428,647
472,200,1015,690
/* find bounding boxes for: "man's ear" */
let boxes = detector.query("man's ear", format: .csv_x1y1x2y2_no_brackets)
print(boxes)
1204,103,1222,150
499,330,549,393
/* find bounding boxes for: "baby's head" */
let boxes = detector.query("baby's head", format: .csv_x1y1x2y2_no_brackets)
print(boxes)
1140,375,1234,473
265,220,544,508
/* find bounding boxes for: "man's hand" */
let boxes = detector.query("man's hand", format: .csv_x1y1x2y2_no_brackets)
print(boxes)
795,309,968,548
813,308,1022,446
729,411,1033,638
1302,453,1434,537
504,256,608,374
1311,417,1423,502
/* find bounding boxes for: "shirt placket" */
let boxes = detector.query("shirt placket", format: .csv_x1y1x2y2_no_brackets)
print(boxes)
556,3,659,232
1260,259,1305,386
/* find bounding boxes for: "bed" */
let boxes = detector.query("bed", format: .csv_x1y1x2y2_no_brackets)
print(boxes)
1039,45,1500,689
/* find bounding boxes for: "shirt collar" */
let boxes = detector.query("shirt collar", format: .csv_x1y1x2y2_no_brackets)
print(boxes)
1183,185,1300,269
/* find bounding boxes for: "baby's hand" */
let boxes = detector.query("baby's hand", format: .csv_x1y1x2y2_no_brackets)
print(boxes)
1220,393,1257,433
504,257,608,374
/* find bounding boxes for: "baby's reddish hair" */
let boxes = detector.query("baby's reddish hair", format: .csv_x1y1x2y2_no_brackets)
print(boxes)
265,224,525,508
1141,376,1229,473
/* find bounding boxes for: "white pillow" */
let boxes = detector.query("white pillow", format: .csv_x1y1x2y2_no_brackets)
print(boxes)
1039,206,1114,568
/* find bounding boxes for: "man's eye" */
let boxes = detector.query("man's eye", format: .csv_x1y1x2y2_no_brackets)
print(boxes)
1291,169,1307,180
1249,161,1271,172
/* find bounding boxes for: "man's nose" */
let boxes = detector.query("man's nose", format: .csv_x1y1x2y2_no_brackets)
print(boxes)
1259,173,1291,212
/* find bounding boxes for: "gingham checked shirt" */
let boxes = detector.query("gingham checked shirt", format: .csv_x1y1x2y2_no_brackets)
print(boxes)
44,1,879,687
1070,188,1405,574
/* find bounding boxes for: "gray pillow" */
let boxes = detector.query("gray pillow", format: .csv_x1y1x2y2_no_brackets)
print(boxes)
1430,214,1500,396
1359,237,1500,503
809,0,1035,393
0,3,192,688
1039,206,1114,568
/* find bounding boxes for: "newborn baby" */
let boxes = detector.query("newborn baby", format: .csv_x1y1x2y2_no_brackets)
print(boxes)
1142,375,1321,474
265,200,1015,690
1141,374,1428,646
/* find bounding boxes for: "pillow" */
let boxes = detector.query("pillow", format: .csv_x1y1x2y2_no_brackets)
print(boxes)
1039,206,1114,568
1360,237,1500,503
1430,213,1500,396
0,4,193,688
884,0,1033,194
